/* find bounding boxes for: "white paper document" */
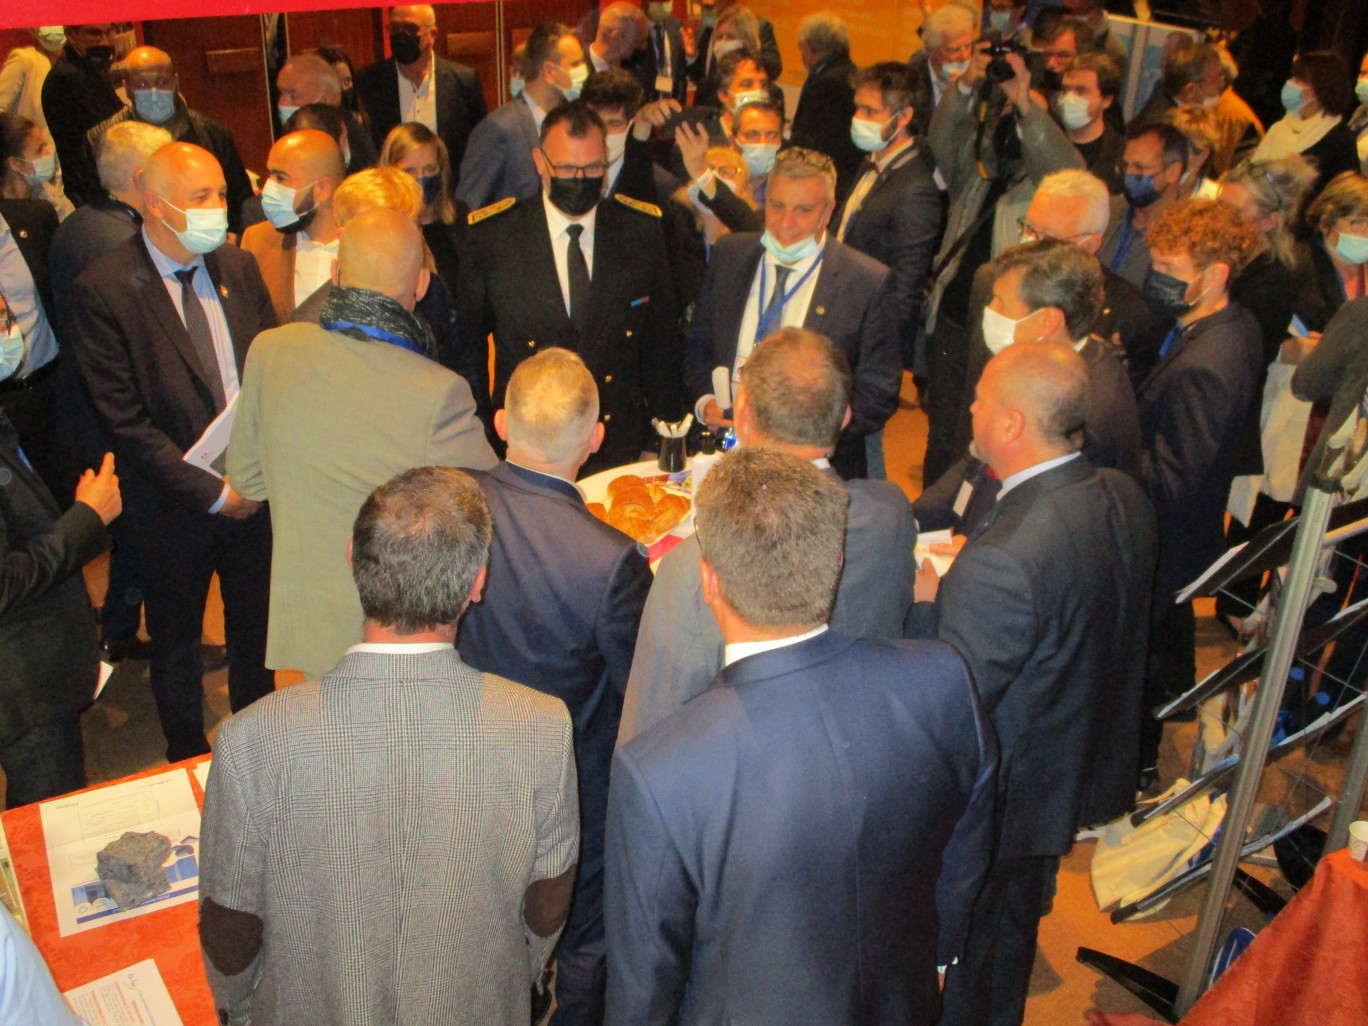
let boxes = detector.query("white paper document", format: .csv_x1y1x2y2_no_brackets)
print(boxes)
190,760,211,792
40,770,202,937
93,661,114,701
914,528,958,577
182,392,239,479
64,958,184,1026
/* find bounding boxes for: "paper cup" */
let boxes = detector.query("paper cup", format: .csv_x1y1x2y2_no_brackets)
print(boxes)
1349,821,1368,862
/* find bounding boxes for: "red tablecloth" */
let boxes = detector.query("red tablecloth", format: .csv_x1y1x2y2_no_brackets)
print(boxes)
1092,849,1368,1026
2,759,215,1025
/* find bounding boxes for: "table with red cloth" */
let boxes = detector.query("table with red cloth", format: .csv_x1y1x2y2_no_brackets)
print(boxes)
1091,848,1368,1026
2,758,216,1025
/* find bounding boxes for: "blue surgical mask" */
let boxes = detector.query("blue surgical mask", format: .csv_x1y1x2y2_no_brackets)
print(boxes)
1123,172,1164,209
157,197,228,254
760,228,820,265
560,62,588,102
1357,77,1368,107
739,142,778,177
260,177,317,231
418,174,443,207
510,75,525,96
132,88,176,125
0,323,24,382
20,153,55,190
1335,230,1368,265
278,104,300,125
1280,80,1306,114
850,115,892,153
988,10,1016,32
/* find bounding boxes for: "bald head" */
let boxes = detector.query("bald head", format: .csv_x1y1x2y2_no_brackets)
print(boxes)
268,130,346,188
278,54,342,107
390,5,436,27
125,46,173,74
975,342,1090,467
338,207,427,308
143,142,224,203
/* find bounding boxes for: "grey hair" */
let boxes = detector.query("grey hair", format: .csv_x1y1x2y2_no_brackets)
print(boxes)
351,467,493,633
504,347,600,463
1224,155,1318,268
97,121,173,193
694,447,849,629
280,53,343,105
921,4,976,50
771,147,837,203
798,12,850,58
739,328,851,449
1031,170,1111,236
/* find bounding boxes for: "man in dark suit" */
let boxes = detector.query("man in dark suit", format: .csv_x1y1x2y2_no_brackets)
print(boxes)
911,341,1157,1026
605,445,996,1026
949,170,1167,462
791,12,862,203
835,61,944,390
40,24,122,208
687,147,900,479
626,1,688,104
0,288,121,806
459,348,651,1026
619,327,918,744
459,101,681,476
356,5,487,175
1135,199,1263,780
83,48,254,238
275,55,377,175
68,142,277,762
456,22,587,210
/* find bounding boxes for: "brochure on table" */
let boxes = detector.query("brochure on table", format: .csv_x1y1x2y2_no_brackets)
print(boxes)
40,770,202,937
64,958,184,1026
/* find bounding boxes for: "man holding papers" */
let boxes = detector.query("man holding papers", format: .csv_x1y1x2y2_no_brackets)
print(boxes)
68,141,277,762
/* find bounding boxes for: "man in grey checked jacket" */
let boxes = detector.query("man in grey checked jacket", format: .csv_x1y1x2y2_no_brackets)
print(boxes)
198,466,579,1026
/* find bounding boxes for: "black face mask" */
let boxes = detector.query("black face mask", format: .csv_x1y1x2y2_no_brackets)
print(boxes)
1143,269,1194,321
548,175,603,218
83,45,115,69
391,33,423,66
341,87,358,111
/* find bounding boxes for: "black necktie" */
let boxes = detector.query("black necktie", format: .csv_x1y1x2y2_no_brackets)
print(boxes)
566,223,591,336
173,268,226,412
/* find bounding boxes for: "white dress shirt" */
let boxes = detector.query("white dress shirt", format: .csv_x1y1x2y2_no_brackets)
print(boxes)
542,191,597,317
345,642,453,655
397,57,437,132
590,45,610,72
724,624,828,667
998,451,1080,498
694,237,827,422
836,137,915,241
293,232,339,308
523,90,550,132
142,227,241,512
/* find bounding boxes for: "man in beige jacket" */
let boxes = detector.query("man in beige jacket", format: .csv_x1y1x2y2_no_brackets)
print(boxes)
227,207,495,676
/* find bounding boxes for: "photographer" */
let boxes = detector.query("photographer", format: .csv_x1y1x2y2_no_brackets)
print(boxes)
919,37,1083,484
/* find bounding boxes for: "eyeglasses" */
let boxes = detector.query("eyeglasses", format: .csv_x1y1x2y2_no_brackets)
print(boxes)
1039,49,1076,61
543,158,610,179
1017,218,1096,243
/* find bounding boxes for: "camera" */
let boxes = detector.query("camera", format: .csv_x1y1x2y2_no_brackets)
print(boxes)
984,39,1026,84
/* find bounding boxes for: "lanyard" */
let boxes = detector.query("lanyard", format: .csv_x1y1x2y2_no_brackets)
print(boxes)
754,250,825,343
322,319,425,354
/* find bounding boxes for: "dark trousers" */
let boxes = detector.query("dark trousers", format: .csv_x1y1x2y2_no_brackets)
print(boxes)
126,505,273,762
0,362,71,505
939,853,1060,1026
550,858,605,1026
101,527,145,643
923,312,970,488
1,715,86,808
1140,600,1197,774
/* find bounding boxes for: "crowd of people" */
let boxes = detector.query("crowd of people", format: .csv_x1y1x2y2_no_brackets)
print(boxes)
3,2,1368,1024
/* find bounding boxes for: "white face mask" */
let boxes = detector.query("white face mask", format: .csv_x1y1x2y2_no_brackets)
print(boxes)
559,61,589,101
940,58,970,80
850,115,894,153
510,75,525,96
981,304,1044,354
712,38,744,59
0,322,24,382
37,27,66,53
605,129,628,165
729,88,768,114
1055,92,1095,132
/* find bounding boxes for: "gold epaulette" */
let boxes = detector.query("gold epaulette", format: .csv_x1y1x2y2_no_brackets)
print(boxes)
468,197,516,224
615,194,662,217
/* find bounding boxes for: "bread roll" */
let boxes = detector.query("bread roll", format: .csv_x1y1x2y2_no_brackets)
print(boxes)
607,474,647,498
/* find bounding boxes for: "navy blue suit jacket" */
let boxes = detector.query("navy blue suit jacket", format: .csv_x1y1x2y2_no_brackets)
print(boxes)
455,95,541,210
605,631,997,1026
457,461,652,927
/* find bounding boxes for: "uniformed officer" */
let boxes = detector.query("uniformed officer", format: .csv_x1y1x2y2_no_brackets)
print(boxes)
458,100,682,477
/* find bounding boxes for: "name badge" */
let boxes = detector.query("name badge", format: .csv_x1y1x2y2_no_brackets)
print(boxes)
655,74,674,95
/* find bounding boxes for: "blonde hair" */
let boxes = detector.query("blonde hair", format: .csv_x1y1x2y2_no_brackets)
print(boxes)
1223,155,1317,267
332,167,422,226
1308,171,1368,237
504,348,600,463
379,122,455,225
1164,105,1220,168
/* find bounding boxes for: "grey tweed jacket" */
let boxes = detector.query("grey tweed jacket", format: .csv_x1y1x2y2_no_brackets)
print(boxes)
198,647,578,1026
